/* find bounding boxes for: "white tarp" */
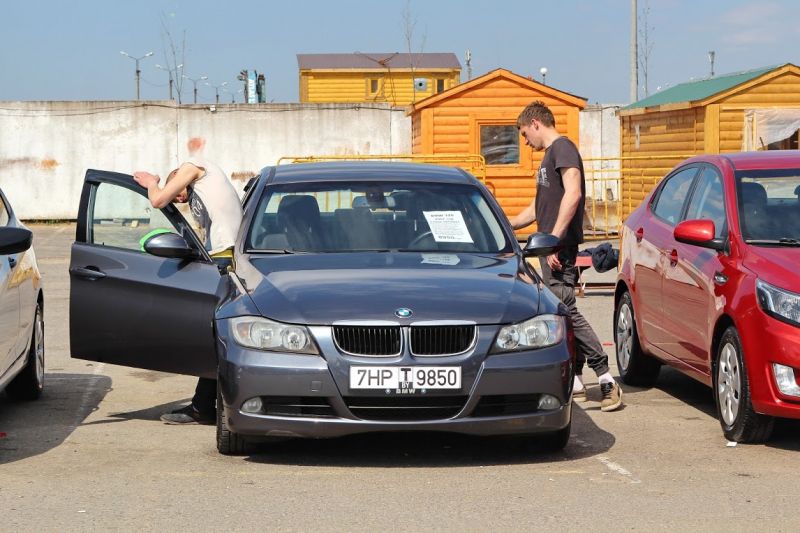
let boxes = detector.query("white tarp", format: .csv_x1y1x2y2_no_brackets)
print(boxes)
743,108,800,150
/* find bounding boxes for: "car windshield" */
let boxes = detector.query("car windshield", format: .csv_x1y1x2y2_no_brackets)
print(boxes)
246,181,511,253
736,169,800,244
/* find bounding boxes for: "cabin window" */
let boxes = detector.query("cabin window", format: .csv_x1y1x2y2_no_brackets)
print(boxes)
367,78,383,98
436,79,445,93
480,125,520,165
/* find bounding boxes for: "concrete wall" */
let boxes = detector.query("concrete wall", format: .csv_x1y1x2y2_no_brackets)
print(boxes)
0,101,410,219
579,104,622,200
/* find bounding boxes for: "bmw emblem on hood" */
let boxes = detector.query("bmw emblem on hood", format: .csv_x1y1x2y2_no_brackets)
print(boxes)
395,307,413,319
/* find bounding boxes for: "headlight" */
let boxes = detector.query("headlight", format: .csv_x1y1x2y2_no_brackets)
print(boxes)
230,316,319,354
492,314,566,353
756,279,800,327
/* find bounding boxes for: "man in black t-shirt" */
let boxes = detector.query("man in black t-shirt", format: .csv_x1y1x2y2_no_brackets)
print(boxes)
511,100,623,412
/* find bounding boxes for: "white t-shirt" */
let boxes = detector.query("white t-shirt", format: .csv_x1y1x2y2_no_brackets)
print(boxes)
184,157,243,254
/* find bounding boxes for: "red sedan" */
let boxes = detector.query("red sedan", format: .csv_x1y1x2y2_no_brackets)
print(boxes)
615,151,800,443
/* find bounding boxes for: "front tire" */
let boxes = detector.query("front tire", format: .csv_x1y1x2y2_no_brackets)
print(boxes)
715,326,774,443
216,380,250,455
615,291,660,387
6,303,44,401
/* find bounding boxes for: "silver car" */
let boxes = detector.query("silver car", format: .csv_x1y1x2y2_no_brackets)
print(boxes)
0,188,45,402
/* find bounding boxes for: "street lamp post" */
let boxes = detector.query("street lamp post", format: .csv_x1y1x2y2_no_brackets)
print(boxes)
155,63,183,100
539,67,548,85
205,81,228,104
183,74,208,103
120,50,154,100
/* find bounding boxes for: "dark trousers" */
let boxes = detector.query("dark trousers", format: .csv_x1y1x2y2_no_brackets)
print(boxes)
191,252,233,417
539,245,609,377
192,377,217,417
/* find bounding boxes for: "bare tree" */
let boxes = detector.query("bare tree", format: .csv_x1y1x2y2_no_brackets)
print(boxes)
638,0,654,97
160,12,187,103
402,0,427,104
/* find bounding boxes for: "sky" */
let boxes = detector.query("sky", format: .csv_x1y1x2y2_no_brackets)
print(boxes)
1,0,799,105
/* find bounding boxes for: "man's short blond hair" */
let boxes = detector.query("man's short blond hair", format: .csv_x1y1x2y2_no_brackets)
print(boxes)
517,100,555,128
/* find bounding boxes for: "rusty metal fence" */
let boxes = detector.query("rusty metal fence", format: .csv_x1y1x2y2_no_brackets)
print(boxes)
582,154,695,241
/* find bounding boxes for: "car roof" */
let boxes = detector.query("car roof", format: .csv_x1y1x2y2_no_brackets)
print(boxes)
681,151,800,172
266,161,476,185
722,150,800,171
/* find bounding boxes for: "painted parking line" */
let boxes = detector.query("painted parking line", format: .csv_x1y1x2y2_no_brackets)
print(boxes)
597,456,642,483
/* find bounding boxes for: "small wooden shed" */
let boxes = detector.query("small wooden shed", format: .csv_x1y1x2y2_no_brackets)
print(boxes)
618,63,800,215
297,53,461,106
409,68,587,224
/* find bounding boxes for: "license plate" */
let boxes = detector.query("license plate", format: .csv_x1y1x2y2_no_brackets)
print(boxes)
349,366,462,390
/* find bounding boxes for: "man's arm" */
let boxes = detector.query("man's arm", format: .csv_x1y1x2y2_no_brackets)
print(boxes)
510,201,536,230
133,163,201,209
549,167,582,239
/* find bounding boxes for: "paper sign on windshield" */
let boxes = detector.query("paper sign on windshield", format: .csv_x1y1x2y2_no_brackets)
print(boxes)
422,211,474,243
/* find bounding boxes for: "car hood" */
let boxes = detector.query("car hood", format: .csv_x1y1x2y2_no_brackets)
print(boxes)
743,245,800,290
239,252,543,325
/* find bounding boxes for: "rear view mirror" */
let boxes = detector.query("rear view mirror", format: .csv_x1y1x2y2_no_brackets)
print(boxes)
143,232,198,259
0,227,33,255
674,219,725,251
522,232,562,257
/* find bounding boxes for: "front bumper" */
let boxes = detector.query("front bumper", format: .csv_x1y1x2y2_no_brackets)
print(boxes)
742,310,800,419
216,324,573,439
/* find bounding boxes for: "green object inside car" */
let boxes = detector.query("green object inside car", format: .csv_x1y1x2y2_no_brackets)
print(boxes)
139,228,173,252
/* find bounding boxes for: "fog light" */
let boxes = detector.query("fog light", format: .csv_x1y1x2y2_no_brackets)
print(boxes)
241,397,263,413
537,394,561,410
772,363,800,397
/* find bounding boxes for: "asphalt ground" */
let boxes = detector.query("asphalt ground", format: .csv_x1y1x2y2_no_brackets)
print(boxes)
1,224,799,532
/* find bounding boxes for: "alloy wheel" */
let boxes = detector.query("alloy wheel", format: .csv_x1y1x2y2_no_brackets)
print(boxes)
717,342,741,426
616,302,633,372
34,308,44,386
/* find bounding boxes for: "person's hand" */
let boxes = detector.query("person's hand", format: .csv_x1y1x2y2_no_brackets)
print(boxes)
133,171,159,189
546,252,562,271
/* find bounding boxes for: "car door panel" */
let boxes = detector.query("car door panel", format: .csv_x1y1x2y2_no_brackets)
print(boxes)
661,166,728,376
0,258,19,376
69,169,222,378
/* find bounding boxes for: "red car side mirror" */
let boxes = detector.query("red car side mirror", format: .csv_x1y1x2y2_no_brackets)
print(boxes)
674,219,726,251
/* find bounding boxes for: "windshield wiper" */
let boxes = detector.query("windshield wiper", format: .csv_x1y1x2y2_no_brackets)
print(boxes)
744,238,800,246
248,248,297,254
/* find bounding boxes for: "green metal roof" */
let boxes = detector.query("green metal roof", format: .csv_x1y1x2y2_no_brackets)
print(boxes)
622,65,780,110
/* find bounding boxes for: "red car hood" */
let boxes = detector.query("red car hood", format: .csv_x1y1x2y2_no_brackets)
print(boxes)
743,245,800,290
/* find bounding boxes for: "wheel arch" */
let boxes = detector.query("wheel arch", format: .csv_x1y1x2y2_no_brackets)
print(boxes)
710,314,736,372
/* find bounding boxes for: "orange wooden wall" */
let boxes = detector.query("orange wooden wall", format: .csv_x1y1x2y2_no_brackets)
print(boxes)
411,71,585,227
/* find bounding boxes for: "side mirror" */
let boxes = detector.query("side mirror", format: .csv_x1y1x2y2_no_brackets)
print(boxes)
143,232,198,259
0,227,33,255
522,232,562,257
674,219,725,251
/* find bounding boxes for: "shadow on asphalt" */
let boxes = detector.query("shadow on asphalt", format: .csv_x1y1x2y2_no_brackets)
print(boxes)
618,366,800,451
0,373,111,465
243,406,615,467
82,399,193,425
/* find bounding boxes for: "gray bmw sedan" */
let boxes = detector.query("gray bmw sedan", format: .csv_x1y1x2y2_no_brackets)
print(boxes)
70,162,575,454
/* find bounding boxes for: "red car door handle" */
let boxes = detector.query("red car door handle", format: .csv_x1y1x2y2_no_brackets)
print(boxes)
635,228,644,241
669,249,679,264
70,266,107,280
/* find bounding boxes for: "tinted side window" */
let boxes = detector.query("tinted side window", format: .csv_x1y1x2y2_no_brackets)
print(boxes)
652,167,697,225
685,167,726,238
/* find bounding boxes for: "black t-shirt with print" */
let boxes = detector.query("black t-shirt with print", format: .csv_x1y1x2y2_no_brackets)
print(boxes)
534,136,586,246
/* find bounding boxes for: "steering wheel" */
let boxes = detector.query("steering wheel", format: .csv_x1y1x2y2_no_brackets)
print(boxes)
408,231,435,249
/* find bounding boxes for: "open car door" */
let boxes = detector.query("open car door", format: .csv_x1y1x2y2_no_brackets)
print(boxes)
69,169,225,378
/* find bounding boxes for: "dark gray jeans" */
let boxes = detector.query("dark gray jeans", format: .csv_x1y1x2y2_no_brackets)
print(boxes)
539,245,609,377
